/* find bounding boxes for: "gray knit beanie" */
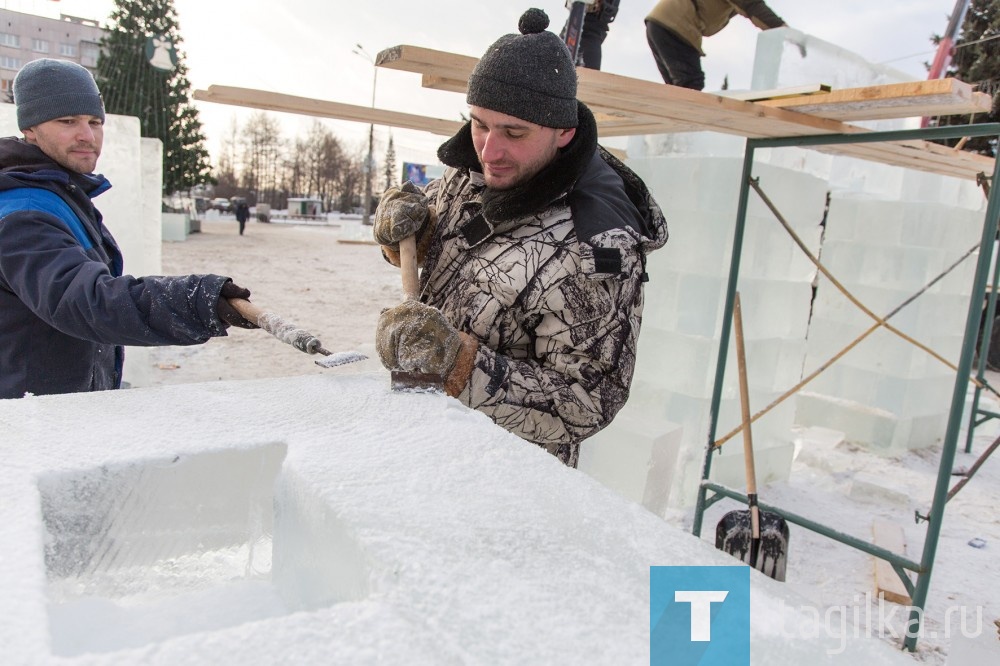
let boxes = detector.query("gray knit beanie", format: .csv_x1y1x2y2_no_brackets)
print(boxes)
13,58,105,130
467,8,578,129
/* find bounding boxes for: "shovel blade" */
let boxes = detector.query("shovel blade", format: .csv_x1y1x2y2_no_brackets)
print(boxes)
716,509,790,581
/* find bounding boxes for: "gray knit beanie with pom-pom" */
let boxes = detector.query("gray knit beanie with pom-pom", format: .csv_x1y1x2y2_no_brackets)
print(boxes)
466,8,578,128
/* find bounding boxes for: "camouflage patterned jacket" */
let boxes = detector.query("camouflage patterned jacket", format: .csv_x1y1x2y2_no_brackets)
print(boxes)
418,102,667,466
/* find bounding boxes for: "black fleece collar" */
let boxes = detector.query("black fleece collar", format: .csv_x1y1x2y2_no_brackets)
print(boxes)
436,102,599,223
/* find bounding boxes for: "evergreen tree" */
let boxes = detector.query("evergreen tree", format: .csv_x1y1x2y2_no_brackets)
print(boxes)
95,0,213,193
383,134,397,190
933,0,1000,157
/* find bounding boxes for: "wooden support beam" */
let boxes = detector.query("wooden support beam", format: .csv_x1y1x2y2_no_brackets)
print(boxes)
760,78,992,120
192,85,464,137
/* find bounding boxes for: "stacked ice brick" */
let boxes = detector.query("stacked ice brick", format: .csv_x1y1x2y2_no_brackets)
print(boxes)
580,27,990,510
580,148,828,512
796,183,985,451
750,28,989,452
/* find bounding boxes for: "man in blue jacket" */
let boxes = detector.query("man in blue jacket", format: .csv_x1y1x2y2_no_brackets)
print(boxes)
0,58,257,399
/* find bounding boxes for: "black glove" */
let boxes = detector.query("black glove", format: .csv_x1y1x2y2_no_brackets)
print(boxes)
376,300,461,375
373,181,430,250
216,281,259,329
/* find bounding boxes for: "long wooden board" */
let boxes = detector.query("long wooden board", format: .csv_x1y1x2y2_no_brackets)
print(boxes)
376,44,995,180
761,78,992,120
192,85,464,137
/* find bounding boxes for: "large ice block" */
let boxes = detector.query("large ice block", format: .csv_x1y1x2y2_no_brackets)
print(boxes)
577,404,683,515
0,373,916,664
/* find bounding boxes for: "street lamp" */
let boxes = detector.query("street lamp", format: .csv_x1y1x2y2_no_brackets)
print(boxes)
353,44,378,225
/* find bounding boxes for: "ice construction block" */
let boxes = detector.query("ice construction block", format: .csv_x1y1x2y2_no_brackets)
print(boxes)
745,173,828,227
161,212,189,242
633,327,718,397
819,241,953,292
755,145,833,182
666,437,796,510
638,270,680,332
675,273,725,337
737,279,813,340
577,407,683,517
628,157,739,215
741,219,820,282
741,337,809,393
802,320,931,381
821,196,898,244
795,392,948,452
847,472,911,506
805,358,956,417
904,203,985,251
898,169,993,208
709,439,796,491
810,283,973,342
751,27,914,92
811,279,930,329
646,211,733,277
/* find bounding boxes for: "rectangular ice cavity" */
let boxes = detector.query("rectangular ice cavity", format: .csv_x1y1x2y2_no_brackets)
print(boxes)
40,444,289,656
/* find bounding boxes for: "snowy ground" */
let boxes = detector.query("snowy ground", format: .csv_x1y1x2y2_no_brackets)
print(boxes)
146,216,394,385
146,217,1000,663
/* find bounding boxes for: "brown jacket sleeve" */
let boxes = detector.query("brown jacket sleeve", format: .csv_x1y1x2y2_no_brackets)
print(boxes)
733,0,786,30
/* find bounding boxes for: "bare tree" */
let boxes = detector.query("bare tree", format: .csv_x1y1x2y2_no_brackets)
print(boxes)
213,116,241,197
211,112,391,214
240,112,285,207
300,121,347,210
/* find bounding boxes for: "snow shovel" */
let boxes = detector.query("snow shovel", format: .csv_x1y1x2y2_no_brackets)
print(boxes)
715,292,790,581
228,298,367,368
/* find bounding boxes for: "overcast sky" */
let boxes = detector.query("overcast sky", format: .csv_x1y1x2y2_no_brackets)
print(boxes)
3,0,958,169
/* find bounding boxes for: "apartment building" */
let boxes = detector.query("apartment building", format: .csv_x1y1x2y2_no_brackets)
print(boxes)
0,9,106,97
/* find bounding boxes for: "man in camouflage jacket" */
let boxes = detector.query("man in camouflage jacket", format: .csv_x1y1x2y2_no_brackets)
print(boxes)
374,9,667,467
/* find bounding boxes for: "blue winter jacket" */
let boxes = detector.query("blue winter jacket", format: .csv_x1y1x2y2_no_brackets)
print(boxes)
0,138,231,399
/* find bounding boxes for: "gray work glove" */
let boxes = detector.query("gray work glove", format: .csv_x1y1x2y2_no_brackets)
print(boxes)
376,300,461,375
216,280,259,329
373,180,430,250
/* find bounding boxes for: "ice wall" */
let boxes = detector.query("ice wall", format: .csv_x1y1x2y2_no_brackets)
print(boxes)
0,105,164,389
595,28,991,509
746,29,989,451
0,372,915,664
797,187,985,451
581,155,827,511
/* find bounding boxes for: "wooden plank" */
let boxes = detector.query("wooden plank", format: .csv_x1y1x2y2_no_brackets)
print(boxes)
192,85,464,137
872,519,912,605
377,44,994,180
761,78,992,120
724,83,832,102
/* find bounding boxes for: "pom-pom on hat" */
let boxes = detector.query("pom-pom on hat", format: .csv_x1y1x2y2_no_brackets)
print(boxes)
13,58,105,131
467,8,578,129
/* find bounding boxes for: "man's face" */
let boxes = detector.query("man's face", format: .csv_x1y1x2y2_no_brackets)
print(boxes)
23,115,104,174
469,106,576,190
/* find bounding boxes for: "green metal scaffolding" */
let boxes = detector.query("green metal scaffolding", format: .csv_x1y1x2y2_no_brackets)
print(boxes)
690,122,1000,652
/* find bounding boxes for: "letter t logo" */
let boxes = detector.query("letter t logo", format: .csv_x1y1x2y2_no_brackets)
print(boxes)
674,590,729,641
